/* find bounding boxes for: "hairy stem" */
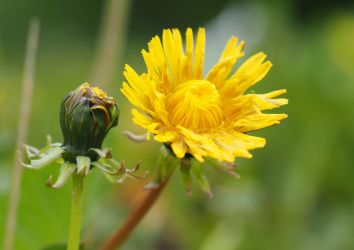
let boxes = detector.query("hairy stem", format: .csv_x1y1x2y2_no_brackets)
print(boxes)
67,174,85,250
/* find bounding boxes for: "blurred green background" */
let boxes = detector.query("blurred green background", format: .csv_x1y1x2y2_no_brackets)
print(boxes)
1,0,354,249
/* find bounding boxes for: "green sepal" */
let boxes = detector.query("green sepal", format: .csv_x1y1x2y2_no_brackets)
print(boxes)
46,162,76,189
93,159,146,183
45,134,61,147
91,160,121,175
191,164,213,198
205,159,240,178
89,148,112,159
180,158,193,196
24,137,62,159
105,104,119,133
103,171,125,184
144,146,177,189
24,145,40,158
23,147,65,170
76,156,91,176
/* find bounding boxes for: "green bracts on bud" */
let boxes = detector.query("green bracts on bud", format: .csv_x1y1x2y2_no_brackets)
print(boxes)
23,83,142,189
60,83,119,163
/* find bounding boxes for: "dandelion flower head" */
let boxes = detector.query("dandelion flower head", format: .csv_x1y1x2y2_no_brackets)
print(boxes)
122,28,287,162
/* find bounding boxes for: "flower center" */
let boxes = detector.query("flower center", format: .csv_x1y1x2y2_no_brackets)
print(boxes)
166,80,223,132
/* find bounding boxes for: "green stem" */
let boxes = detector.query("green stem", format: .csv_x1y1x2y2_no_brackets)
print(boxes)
67,173,84,250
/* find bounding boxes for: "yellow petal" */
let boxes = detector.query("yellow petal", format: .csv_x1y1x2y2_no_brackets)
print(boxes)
154,131,177,142
206,55,238,89
230,131,266,149
234,113,288,132
221,52,272,98
121,82,151,114
222,95,260,123
147,36,165,69
206,36,245,89
142,49,157,79
263,89,287,99
212,131,254,160
171,139,187,158
123,64,147,94
183,27,194,79
147,36,172,93
163,29,183,87
193,27,205,79
236,90,288,111
219,36,239,60
251,95,288,110
132,109,159,133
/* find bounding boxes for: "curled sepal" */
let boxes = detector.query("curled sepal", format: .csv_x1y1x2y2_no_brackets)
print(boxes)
46,134,62,147
180,158,193,196
23,136,62,160
24,145,40,158
76,156,91,176
46,162,76,189
92,159,147,183
206,159,240,178
107,162,147,183
89,148,112,159
123,130,148,143
24,142,62,159
191,164,213,198
46,134,53,145
23,147,65,170
91,160,119,175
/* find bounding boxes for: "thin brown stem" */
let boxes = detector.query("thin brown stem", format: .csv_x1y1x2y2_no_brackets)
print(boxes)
3,18,40,250
99,177,172,250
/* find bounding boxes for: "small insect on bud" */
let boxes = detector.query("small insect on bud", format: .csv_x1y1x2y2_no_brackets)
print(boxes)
60,83,119,163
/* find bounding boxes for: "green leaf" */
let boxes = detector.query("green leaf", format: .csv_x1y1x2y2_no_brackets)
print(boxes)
191,164,213,198
180,158,193,196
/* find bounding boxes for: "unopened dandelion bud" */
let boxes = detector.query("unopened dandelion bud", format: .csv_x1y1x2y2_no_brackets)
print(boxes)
60,83,119,163
23,83,142,188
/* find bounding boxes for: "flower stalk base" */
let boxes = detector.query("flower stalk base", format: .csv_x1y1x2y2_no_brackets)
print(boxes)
67,173,84,250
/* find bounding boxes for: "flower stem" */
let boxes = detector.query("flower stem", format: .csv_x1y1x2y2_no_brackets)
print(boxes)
99,174,173,250
67,173,84,250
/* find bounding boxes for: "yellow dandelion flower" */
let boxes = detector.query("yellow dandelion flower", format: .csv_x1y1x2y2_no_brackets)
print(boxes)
121,28,288,163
